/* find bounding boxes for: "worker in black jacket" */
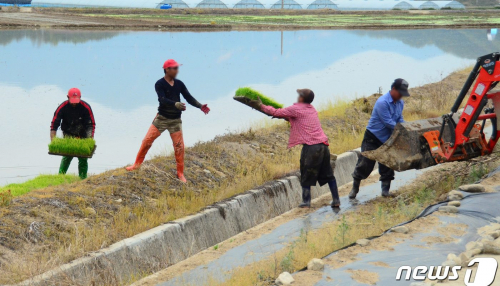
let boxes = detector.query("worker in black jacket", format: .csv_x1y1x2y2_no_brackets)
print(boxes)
126,59,210,183
50,88,96,179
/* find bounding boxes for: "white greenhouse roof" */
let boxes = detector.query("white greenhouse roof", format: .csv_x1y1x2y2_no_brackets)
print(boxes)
335,0,412,10
408,1,440,9
433,1,465,9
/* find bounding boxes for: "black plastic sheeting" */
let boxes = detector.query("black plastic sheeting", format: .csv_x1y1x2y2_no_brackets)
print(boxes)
311,188,500,285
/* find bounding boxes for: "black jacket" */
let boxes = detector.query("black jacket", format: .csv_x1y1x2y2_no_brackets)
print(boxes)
50,100,96,138
155,78,202,119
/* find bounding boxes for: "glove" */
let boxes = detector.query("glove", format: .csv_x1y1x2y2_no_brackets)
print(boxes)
201,104,210,115
175,102,186,111
248,96,263,110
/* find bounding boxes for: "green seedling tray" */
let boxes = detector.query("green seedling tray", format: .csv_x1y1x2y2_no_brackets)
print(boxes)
48,145,97,159
233,96,269,116
234,87,284,116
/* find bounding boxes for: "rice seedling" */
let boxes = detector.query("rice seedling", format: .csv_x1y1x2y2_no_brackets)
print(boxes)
234,87,284,109
48,137,96,157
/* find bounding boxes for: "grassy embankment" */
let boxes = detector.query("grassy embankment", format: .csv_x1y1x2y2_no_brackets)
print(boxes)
212,158,493,286
0,67,472,284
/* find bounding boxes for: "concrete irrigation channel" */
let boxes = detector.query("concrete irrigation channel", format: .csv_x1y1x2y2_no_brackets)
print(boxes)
14,150,361,285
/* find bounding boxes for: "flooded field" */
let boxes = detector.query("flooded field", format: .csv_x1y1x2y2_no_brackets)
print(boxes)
1,28,499,185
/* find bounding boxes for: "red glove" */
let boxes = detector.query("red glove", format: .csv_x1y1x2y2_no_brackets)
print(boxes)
201,104,210,115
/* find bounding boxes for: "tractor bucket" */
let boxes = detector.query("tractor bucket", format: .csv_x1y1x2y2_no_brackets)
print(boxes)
362,117,447,171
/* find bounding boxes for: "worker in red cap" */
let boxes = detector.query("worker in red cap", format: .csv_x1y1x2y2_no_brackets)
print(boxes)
126,59,210,183
50,88,96,179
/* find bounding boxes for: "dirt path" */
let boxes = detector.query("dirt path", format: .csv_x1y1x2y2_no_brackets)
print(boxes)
0,12,101,25
0,11,229,30
2,8,500,31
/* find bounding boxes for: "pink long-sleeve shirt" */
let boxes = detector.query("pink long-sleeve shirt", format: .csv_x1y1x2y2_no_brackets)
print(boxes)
261,103,329,148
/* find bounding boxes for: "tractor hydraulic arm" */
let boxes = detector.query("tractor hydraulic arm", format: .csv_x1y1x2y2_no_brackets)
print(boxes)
426,52,500,164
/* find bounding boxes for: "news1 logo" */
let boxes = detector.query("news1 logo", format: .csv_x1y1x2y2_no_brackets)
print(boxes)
396,258,498,285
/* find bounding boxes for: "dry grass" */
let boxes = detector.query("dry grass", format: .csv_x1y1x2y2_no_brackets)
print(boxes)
213,157,494,286
0,67,473,284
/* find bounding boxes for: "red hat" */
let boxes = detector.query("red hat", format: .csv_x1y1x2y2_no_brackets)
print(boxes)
68,87,81,104
163,59,181,69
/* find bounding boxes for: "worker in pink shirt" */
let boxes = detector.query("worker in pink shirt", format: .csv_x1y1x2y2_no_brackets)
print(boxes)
255,89,340,208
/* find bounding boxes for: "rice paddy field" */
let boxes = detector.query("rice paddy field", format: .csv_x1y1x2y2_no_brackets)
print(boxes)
2,8,500,30
78,9,500,30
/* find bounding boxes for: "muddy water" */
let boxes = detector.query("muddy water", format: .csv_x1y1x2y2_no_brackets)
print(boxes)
157,168,423,286
1,29,499,184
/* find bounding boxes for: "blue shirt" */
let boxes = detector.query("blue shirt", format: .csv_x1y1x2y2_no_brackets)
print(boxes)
366,92,404,143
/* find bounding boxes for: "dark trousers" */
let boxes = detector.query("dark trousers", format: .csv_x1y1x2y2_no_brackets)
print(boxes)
352,130,395,182
300,143,335,187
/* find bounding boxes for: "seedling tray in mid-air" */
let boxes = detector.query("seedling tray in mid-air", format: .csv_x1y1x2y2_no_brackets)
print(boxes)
233,87,284,116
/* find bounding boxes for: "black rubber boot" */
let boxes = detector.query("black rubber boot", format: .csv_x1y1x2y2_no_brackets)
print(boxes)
381,181,391,197
349,179,361,199
299,187,311,208
328,179,340,208
331,198,341,208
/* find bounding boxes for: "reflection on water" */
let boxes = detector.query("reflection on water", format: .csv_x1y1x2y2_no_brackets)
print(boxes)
0,29,121,46
353,29,500,59
1,29,499,185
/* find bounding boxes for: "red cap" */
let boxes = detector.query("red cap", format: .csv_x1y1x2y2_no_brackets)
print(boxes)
68,88,81,104
163,59,181,69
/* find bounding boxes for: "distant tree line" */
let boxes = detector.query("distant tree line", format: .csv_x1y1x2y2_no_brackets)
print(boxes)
458,0,498,7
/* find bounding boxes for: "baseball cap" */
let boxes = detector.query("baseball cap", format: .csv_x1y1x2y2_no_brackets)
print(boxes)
392,78,410,97
297,89,315,104
67,88,81,104
163,59,181,69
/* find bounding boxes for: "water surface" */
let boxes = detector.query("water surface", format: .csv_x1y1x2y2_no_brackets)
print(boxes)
1,29,498,184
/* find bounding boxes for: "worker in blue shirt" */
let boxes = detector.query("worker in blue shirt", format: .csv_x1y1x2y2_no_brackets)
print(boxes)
349,78,409,199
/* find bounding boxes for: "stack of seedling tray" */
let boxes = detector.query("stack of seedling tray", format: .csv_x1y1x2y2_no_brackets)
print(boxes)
48,137,97,158
233,87,284,115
